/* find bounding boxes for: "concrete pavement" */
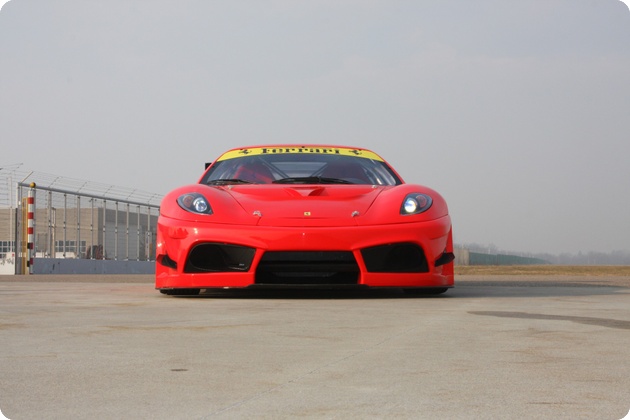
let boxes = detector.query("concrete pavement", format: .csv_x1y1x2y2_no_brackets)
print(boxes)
1,275,629,419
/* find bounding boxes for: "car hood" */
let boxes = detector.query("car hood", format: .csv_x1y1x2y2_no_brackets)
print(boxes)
222,184,388,227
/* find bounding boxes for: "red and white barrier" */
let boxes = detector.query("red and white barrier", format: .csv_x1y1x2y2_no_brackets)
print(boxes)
27,183,36,274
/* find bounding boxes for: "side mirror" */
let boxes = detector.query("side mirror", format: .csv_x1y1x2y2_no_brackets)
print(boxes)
205,162,212,170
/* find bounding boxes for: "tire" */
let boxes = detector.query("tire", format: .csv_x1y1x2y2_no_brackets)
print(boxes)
159,288,201,296
403,287,449,295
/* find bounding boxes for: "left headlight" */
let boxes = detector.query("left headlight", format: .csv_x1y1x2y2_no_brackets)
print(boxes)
177,193,213,215
400,193,432,215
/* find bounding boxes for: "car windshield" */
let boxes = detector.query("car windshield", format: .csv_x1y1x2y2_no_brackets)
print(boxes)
200,149,402,185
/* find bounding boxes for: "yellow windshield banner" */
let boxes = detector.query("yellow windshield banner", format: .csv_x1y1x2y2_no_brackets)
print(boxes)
217,146,384,161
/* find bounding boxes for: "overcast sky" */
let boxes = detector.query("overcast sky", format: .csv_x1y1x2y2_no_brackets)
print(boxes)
1,0,629,255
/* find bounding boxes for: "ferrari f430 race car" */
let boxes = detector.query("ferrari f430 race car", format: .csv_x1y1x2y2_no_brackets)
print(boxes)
156,145,454,295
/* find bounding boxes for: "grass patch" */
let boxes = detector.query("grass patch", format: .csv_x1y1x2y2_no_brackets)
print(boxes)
455,265,630,276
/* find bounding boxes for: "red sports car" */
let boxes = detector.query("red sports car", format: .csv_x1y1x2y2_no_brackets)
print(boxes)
156,145,454,295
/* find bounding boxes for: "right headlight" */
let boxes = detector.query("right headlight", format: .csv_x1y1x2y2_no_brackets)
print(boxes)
177,193,213,215
400,193,432,215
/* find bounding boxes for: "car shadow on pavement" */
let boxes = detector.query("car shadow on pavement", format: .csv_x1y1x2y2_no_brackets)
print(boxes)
451,281,627,298
169,282,628,299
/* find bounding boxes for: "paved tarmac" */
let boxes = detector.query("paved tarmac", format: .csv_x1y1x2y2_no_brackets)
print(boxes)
1,275,629,419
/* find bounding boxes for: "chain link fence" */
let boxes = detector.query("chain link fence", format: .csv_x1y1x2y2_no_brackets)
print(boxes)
1,165,161,274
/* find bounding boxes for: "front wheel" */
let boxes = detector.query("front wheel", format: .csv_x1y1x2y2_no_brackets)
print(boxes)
403,287,449,295
159,288,201,296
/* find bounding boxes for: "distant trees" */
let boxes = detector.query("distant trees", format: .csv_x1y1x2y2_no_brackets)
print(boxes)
456,243,630,265
545,250,630,265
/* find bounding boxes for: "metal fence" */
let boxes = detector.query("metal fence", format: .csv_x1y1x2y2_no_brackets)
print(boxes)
1,165,162,274
453,247,550,266
468,252,549,266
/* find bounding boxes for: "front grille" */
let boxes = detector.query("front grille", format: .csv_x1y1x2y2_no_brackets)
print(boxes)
361,243,429,273
184,243,256,273
256,251,359,285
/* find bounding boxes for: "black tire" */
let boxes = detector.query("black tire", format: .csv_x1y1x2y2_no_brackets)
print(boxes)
159,288,201,296
403,287,449,295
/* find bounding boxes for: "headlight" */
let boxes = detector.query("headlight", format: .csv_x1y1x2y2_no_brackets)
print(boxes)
400,193,432,215
177,193,213,215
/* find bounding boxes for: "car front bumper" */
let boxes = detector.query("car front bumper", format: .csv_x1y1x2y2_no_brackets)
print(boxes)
155,215,454,290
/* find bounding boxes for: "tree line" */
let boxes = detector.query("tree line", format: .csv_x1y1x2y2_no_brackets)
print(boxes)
458,243,630,266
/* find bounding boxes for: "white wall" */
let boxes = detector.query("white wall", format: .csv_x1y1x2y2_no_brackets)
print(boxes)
0,257,15,274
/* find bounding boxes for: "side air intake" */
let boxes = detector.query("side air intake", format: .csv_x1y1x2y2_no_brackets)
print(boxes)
361,243,429,273
185,243,256,273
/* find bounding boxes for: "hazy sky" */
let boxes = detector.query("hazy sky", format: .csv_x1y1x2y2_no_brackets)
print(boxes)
1,0,629,255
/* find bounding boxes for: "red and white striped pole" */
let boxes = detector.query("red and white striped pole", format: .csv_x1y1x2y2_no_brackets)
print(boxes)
27,183,36,274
